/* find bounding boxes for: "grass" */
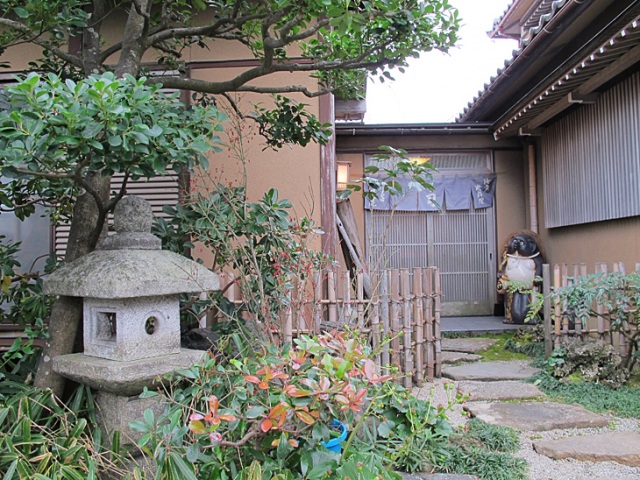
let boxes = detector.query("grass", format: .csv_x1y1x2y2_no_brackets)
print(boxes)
532,372,640,418
433,419,527,480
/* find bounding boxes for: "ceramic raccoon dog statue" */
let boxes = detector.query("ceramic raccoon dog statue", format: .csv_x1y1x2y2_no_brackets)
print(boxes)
497,232,544,324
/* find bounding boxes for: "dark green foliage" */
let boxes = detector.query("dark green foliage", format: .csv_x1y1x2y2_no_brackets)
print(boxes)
464,418,520,454
436,444,527,480
532,371,640,417
0,383,132,479
552,271,640,371
504,325,546,359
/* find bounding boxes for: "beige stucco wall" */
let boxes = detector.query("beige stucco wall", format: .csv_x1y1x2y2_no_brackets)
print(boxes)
494,148,527,250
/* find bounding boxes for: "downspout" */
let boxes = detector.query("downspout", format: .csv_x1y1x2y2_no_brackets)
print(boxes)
527,143,538,233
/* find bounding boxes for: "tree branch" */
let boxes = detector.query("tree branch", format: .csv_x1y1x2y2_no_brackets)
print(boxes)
14,168,75,180
0,18,83,68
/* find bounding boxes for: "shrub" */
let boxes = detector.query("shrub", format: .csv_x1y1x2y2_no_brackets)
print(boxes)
133,330,459,479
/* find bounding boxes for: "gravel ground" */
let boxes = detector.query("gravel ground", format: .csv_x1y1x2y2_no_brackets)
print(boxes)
413,379,640,480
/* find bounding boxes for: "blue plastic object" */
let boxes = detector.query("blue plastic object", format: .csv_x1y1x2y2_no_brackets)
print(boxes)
321,419,348,453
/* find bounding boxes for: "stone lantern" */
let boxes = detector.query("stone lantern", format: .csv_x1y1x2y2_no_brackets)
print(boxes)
44,196,219,443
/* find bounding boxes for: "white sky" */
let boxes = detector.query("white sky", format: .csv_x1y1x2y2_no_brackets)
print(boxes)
364,0,518,124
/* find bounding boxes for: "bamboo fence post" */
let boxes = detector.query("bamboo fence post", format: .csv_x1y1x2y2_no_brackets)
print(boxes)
390,269,401,372
543,264,552,357
561,264,569,343
424,266,435,381
284,297,293,345
380,271,390,368
552,264,561,349
356,271,365,329
572,264,582,339
433,267,442,378
400,269,413,388
313,271,322,335
413,268,424,387
614,262,628,358
371,272,382,366
595,262,608,341
328,270,337,325
343,270,352,325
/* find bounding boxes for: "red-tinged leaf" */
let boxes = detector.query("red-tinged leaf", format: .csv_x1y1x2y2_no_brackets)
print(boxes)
288,439,299,448
218,414,237,422
268,403,288,419
295,410,316,425
189,413,204,421
271,438,280,447
259,381,269,390
260,418,273,432
188,420,206,434
208,395,220,414
245,375,261,384
363,359,376,380
335,394,349,405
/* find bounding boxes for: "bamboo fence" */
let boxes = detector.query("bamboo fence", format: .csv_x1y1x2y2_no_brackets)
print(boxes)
281,267,443,387
542,261,640,357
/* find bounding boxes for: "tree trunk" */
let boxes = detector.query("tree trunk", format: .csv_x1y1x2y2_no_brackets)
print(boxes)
34,174,110,394
33,0,157,396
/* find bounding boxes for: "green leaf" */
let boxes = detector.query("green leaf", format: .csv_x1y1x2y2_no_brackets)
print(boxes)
13,7,29,18
168,452,198,480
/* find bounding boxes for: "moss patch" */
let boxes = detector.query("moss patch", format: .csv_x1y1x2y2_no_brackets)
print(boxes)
476,334,531,362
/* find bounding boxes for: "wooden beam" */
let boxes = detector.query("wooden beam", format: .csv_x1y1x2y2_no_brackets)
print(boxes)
576,43,640,95
525,42,640,131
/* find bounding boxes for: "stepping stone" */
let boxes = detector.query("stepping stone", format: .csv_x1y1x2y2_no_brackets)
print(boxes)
442,337,496,353
442,351,482,364
458,380,545,401
533,431,640,467
464,401,609,431
442,360,539,381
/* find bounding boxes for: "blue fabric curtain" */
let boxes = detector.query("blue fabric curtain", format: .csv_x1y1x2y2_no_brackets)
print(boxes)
365,174,496,212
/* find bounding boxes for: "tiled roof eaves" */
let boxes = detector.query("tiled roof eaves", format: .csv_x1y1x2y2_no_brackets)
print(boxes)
457,0,570,122
490,1,516,36
493,15,640,138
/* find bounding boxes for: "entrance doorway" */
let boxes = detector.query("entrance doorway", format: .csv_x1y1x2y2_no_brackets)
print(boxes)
365,152,496,316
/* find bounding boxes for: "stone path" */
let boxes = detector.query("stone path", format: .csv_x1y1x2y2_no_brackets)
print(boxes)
412,337,640,479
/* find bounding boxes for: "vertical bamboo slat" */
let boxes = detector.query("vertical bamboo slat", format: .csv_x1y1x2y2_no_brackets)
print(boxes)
389,269,401,370
328,270,337,325
413,268,424,387
343,271,352,324
572,264,582,339
371,272,381,366
595,263,607,340
356,272,365,329
553,263,562,349
313,271,322,335
401,269,413,388
614,262,628,358
543,264,552,357
561,264,569,343
433,267,442,378
380,272,390,368
424,266,435,381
